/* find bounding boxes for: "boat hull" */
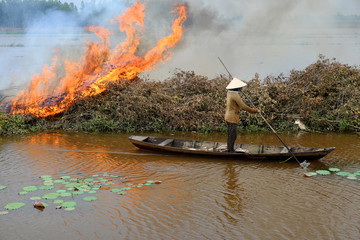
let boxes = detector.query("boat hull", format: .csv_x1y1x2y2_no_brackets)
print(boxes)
129,136,335,161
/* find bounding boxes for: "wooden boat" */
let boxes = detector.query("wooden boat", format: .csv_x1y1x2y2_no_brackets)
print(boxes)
129,135,335,161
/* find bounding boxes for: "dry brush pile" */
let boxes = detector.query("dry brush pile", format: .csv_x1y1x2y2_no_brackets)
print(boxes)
1,56,359,135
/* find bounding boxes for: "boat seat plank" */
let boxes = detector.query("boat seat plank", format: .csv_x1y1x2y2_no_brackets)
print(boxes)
131,136,149,142
158,138,174,147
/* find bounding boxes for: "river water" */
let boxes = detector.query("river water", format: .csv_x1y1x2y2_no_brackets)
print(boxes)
0,132,359,239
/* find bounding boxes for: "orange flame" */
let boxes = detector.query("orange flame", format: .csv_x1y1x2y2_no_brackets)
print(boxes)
10,2,187,117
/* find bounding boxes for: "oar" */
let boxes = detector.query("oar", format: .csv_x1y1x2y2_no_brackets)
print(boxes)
218,57,309,169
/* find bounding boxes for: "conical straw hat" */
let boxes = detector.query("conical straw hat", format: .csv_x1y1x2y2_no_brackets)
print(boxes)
226,78,247,89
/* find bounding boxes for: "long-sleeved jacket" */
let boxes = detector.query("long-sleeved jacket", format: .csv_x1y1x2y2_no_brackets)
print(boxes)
225,91,258,124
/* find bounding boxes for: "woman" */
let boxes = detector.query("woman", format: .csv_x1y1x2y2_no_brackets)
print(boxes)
225,78,260,152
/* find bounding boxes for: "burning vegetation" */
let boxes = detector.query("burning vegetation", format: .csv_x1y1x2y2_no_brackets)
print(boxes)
8,1,187,118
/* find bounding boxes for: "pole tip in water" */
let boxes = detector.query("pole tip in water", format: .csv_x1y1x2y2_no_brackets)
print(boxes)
300,160,310,169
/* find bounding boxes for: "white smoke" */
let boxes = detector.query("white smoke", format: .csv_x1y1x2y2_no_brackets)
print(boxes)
1,0,359,94
143,0,360,80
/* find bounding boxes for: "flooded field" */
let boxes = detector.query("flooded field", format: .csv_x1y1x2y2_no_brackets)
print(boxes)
0,132,359,239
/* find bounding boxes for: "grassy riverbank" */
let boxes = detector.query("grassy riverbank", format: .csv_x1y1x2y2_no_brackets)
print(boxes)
1,56,359,136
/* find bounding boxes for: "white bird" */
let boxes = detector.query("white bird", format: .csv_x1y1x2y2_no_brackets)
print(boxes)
295,119,307,130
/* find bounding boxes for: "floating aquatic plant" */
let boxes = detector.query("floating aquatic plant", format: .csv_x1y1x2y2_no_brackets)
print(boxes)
110,188,123,193
39,185,54,190
56,189,67,193
0,211,9,215
329,168,340,172
43,181,54,186
316,170,331,175
336,172,351,176
41,193,59,200
1,172,162,215
30,196,41,200
22,186,38,192
64,207,75,211
4,202,25,210
304,172,317,177
82,196,98,202
53,179,65,184
53,199,64,204
72,191,84,195
59,192,72,197
347,176,357,180
61,201,77,208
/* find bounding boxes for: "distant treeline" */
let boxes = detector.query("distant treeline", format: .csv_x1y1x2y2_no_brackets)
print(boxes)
0,0,77,28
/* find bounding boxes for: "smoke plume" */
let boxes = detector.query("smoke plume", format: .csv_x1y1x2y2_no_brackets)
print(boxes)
1,0,359,95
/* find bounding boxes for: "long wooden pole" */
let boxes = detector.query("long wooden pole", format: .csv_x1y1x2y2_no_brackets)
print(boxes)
218,57,309,169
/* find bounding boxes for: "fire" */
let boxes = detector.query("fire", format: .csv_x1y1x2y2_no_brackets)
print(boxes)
10,2,188,117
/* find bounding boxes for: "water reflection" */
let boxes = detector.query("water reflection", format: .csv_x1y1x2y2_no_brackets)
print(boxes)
220,163,244,224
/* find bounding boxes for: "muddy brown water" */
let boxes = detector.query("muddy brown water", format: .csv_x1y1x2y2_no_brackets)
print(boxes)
0,132,359,239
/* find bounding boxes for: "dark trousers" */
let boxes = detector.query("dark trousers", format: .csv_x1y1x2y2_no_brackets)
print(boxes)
227,121,238,152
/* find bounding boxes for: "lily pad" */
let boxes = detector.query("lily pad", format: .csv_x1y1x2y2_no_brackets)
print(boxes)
4,202,25,210
329,168,340,172
0,211,9,215
0,186,6,190
347,176,357,180
53,179,65,184
304,172,317,177
53,199,64,204
30,196,42,200
61,201,77,208
59,192,72,197
146,180,156,184
316,170,331,175
22,186,38,192
336,172,351,176
110,188,123,193
88,190,97,194
39,185,54,190
43,181,54,186
64,207,75,211
42,193,59,200
61,176,71,180
82,196,98,202
18,191,28,195
72,191,84,195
